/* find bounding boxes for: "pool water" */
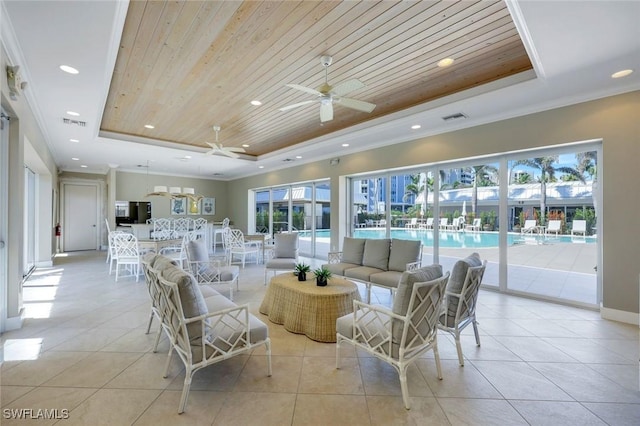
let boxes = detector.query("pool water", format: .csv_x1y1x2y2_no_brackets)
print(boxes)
299,229,595,248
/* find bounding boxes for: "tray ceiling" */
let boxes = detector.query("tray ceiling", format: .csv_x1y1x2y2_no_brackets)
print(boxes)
101,0,532,157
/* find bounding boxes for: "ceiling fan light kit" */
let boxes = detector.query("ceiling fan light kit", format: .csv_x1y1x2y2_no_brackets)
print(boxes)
279,55,376,123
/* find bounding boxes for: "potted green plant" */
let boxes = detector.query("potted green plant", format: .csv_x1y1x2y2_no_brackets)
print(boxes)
294,263,311,281
313,266,332,287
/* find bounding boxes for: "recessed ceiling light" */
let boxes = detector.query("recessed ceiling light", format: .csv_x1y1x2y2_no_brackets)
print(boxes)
250,100,262,106
59,65,79,74
411,124,421,130
242,144,250,148
71,157,79,161
258,165,264,169
437,57,455,68
184,155,192,159
66,111,80,116
295,155,302,159
144,124,155,129
342,143,349,147
80,165,88,168
70,139,79,143
611,69,633,79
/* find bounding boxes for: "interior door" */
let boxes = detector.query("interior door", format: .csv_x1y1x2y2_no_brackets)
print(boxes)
64,184,98,251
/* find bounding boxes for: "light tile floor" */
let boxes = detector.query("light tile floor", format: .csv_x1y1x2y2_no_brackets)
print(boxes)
1,251,638,425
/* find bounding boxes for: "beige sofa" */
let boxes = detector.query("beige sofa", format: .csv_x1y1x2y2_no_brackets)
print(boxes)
324,237,423,302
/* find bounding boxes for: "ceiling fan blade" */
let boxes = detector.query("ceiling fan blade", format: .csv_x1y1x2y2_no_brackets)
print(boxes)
225,147,246,153
338,97,376,113
279,100,315,112
285,84,322,96
331,79,365,96
320,102,333,122
223,150,240,159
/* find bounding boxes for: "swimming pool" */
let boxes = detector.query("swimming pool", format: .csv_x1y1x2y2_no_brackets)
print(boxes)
298,229,596,248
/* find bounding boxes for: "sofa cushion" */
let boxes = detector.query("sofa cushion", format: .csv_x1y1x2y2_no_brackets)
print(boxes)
388,239,421,272
392,264,443,317
274,233,298,258
369,271,403,289
362,239,391,271
345,266,385,282
323,262,359,276
341,237,366,265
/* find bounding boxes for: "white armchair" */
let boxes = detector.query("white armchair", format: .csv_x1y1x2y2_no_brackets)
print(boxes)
438,253,486,366
264,232,299,285
336,265,449,409
185,238,239,300
157,265,271,413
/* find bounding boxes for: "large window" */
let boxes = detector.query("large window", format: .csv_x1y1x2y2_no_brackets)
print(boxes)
252,180,330,258
346,142,600,307
506,148,598,305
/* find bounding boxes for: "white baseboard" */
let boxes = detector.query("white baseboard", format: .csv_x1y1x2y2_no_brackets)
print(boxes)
601,306,639,325
5,313,24,331
36,260,53,268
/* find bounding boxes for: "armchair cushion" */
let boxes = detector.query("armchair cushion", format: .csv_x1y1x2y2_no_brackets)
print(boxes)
448,253,482,295
265,258,297,269
392,264,443,317
162,265,209,340
152,254,179,271
186,239,209,263
388,239,421,272
362,239,391,271
445,253,482,319
274,233,298,258
342,237,366,265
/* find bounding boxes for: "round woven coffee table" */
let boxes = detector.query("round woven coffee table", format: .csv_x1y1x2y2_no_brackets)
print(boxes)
259,273,360,342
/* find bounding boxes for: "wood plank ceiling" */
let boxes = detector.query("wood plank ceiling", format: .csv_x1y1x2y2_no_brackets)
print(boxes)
101,0,532,157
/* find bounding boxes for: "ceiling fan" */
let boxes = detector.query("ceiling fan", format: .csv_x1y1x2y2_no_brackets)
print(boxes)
279,55,376,123
204,125,246,159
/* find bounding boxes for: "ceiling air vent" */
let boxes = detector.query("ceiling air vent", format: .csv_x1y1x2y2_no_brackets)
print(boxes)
441,112,467,122
62,118,87,127
282,158,295,162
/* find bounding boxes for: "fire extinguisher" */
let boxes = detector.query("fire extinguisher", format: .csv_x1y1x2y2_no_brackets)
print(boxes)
55,223,61,237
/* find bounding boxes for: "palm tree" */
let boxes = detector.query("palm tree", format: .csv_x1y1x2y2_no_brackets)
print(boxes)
403,174,422,204
402,174,423,216
576,151,597,180
468,164,498,215
513,156,584,225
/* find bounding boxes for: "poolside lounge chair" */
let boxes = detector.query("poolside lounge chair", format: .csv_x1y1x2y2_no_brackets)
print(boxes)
571,220,587,236
419,217,434,230
545,220,562,236
405,218,418,229
438,217,449,230
521,220,538,234
446,217,460,231
465,218,482,232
